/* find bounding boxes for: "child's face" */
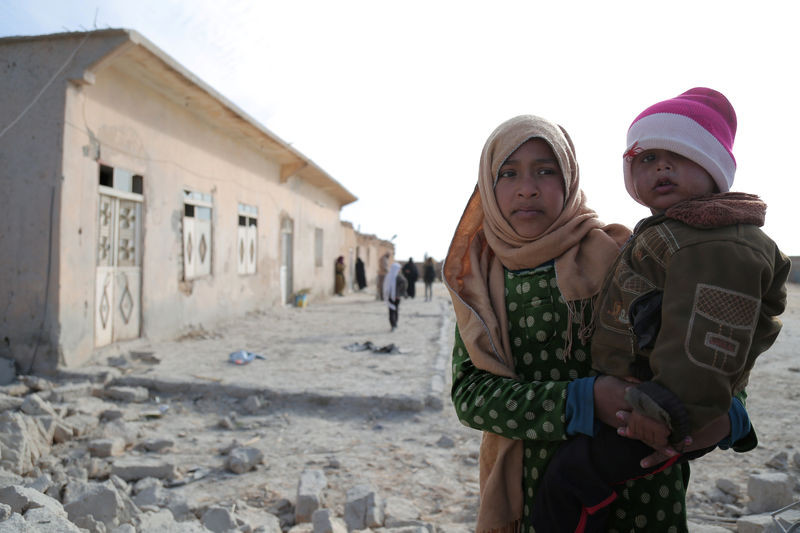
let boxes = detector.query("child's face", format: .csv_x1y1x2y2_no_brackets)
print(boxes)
495,138,565,239
631,149,717,214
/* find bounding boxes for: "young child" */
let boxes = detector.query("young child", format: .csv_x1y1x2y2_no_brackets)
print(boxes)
442,115,703,533
531,88,791,533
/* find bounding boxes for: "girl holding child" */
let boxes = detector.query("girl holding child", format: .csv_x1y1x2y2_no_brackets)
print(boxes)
444,115,747,532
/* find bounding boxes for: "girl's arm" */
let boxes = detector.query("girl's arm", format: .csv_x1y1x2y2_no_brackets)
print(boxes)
452,327,572,442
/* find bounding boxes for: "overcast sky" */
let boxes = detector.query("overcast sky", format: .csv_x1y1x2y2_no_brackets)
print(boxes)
2,0,798,260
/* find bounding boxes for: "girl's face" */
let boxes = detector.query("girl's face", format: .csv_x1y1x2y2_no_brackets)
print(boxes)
495,138,565,239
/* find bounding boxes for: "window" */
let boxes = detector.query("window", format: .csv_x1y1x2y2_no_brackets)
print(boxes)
99,164,143,194
237,203,258,275
314,228,323,267
183,190,212,280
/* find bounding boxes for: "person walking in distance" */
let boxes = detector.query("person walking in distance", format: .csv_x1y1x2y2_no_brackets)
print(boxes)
377,252,390,300
334,256,346,296
355,256,367,291
423,256,436,301
402,257,419,298
383,262,407,331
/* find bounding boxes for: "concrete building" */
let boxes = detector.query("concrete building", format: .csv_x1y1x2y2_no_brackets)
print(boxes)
0,29,392,373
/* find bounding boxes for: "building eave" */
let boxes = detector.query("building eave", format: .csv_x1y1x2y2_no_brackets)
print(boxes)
2,28,358,208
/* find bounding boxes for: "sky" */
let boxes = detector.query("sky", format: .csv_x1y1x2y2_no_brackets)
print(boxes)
2,0,798,261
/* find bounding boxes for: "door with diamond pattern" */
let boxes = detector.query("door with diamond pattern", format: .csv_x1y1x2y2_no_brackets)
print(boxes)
95,188,142,346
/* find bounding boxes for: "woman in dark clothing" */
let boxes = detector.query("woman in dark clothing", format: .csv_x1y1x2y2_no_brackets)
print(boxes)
334,256,346,296
355,257,367,290
401,257,419,298
422,257,436,301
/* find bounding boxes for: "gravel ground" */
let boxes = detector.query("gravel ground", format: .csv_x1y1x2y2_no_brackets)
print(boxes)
63,281,800,532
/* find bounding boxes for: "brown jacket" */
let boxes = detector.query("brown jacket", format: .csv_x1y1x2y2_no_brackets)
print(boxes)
591,193,790,434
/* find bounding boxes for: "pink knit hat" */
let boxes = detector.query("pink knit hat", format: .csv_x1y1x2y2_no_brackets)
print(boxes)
622,87,737,205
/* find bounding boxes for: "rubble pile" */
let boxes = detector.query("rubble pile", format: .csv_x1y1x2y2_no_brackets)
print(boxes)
0,362,797,532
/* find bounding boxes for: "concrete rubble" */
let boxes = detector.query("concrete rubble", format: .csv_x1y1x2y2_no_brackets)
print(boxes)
0,288,798,532
0,369,454,532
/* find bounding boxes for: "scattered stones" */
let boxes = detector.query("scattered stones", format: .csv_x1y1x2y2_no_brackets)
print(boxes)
134,437,175,453
344,483,384,531
0,381,28,397
0,484,66,517
746,472,794,513
100,419,140,445
296,469,328,523
436,435,455,448
0,393,23,413
201,505,238,532
20,393,57,417
52,418,78,444
226,445,263,474
242,394,265,413
0,411,54,474
0,304,795,533
766,451,789,470
686,521,736,533
24,506,86,532
23,473,52,493
110,456,178,481
736,513,778,533
100,408,124,422
312,508,348,533
62,412,100,438
19,375,55,392
101,386,150,403
44,382,94,403
715,477,741,498
88,437,126,458
62,479,136,529
267,498,295,530
218,415,236,430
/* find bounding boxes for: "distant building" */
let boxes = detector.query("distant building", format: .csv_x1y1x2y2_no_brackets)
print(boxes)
0,29,392,372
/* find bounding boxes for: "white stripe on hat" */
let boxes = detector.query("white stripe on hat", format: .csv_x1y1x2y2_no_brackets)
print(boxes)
623,113,737,205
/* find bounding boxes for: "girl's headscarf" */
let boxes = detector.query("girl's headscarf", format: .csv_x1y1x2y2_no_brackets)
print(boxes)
443,115,630,532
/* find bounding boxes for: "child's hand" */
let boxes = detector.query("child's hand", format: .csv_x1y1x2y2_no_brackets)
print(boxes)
616,409,671,449
593,376,632,428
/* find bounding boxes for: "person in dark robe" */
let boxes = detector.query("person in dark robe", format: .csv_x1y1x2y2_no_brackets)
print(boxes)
355,256,367,290
402,257,419,298
423,256,436,301
334,256,346,296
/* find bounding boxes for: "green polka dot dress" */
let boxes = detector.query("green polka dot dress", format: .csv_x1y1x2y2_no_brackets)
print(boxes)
451,264,690,532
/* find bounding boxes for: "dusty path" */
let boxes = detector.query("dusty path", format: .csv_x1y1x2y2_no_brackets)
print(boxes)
71,282,800,532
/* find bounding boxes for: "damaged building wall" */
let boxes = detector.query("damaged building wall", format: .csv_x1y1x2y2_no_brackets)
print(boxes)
1,29,385,372
0,32,133,373
58,54,348,366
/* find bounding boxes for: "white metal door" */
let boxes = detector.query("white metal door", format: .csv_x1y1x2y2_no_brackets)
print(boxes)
95,188,142,346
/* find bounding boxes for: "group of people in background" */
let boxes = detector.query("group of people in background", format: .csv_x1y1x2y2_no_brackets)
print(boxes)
333,252,440,331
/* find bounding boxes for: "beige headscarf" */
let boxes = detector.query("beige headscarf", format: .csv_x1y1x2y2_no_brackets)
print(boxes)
443,115,630,532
